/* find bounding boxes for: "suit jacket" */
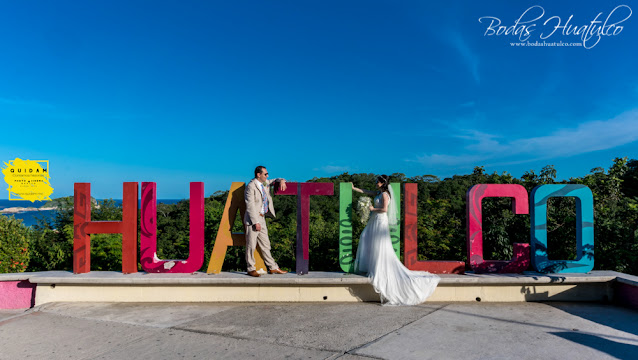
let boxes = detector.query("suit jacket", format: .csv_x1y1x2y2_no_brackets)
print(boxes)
244,178,280,226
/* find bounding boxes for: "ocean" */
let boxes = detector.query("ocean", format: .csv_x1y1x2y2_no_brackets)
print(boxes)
0,199,183,227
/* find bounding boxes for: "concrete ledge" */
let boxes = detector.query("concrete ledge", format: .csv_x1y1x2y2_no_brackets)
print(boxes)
0,270,628,307
35,284,381,304
611,271,638,286
0,273,32,281
33,282,613,304
0,270,618,306
3,270,620,285
609,271,638,309
19,271,372,285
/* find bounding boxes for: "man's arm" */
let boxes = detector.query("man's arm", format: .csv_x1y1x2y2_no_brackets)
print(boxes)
267,178,287,191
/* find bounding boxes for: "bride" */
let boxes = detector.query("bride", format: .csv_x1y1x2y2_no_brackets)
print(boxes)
353,175,440,305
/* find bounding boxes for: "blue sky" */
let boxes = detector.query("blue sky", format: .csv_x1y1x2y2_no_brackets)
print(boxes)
1,1,637,199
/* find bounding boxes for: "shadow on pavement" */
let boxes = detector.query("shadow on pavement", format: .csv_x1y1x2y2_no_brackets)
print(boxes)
549,302,638,336
552,331,638,360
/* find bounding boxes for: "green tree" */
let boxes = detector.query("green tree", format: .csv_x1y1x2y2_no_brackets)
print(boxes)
28,197,74,271
574,158,638,273
0,216,32,273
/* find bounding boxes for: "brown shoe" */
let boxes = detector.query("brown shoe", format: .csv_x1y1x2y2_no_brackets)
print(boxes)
268,268,287,274
247,270,261,277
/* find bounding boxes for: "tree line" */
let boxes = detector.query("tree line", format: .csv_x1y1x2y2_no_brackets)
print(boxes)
1,157,636,275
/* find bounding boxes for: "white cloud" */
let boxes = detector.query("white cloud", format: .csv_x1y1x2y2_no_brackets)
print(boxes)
448,32,480,84
414,109,638,167
455,130,509,154
511,110,638,157
414,153,485,166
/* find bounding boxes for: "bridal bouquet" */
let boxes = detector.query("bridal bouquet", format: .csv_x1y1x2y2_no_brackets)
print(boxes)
356,196,372,224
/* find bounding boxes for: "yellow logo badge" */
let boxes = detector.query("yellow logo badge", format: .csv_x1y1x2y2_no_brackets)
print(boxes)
2,158,54,202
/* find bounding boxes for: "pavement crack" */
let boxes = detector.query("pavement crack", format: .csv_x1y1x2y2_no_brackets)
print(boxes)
345,304,450,356
340,351,386,360
171,325,344,353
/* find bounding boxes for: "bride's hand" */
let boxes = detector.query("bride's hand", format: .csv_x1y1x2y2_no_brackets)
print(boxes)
369,205,374,212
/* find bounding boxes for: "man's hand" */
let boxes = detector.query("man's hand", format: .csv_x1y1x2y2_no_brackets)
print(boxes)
254,223,261,231
279,180,287,191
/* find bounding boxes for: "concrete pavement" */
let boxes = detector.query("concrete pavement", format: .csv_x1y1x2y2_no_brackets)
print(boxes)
1,302,637,359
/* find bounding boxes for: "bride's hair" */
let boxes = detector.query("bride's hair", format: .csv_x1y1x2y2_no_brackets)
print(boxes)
377,175,390,197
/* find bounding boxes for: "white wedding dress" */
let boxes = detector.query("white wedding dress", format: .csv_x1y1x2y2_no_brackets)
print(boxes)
355,191,440,305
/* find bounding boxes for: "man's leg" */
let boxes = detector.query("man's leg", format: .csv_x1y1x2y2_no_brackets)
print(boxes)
245,223,258,272
256,219,279,270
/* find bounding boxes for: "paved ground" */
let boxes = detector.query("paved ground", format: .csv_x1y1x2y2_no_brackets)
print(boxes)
1,302,637,359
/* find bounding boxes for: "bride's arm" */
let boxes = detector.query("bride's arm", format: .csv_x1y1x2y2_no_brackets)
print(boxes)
352,183,377,196
370,192,389,213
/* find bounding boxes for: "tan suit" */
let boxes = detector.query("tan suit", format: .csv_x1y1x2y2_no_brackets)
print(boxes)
244,178,280,271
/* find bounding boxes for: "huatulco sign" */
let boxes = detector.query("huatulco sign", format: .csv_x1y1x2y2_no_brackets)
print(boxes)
72,181,595,276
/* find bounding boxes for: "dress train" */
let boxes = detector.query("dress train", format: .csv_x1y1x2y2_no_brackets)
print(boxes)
355,194,440,305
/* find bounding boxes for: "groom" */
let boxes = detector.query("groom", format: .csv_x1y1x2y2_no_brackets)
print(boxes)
244,166,288,277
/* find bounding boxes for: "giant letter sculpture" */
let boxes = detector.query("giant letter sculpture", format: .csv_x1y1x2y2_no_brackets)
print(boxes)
339,183,354,273
388,183,401,257
140,182,205,273
530,184,594,273
404,183,465,274
277,182,334,275
466,184,530,273
73,182,138,274
207,182,267,274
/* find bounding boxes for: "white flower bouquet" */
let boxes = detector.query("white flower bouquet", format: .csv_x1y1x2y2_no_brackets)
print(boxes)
356,196,372,224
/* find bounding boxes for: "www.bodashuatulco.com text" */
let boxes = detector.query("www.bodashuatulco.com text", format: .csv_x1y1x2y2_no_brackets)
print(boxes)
511,41,583,47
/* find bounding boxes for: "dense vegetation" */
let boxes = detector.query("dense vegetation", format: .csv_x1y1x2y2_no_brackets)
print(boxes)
1,157,637,275
0,216,31,273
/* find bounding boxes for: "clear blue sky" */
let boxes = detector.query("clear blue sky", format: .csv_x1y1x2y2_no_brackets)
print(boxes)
1,1,637,199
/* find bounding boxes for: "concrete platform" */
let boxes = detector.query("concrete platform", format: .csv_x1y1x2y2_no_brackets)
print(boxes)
2,270,636,307
1,302,637,359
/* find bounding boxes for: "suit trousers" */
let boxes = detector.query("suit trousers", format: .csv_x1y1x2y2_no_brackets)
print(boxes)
245,215,279,272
